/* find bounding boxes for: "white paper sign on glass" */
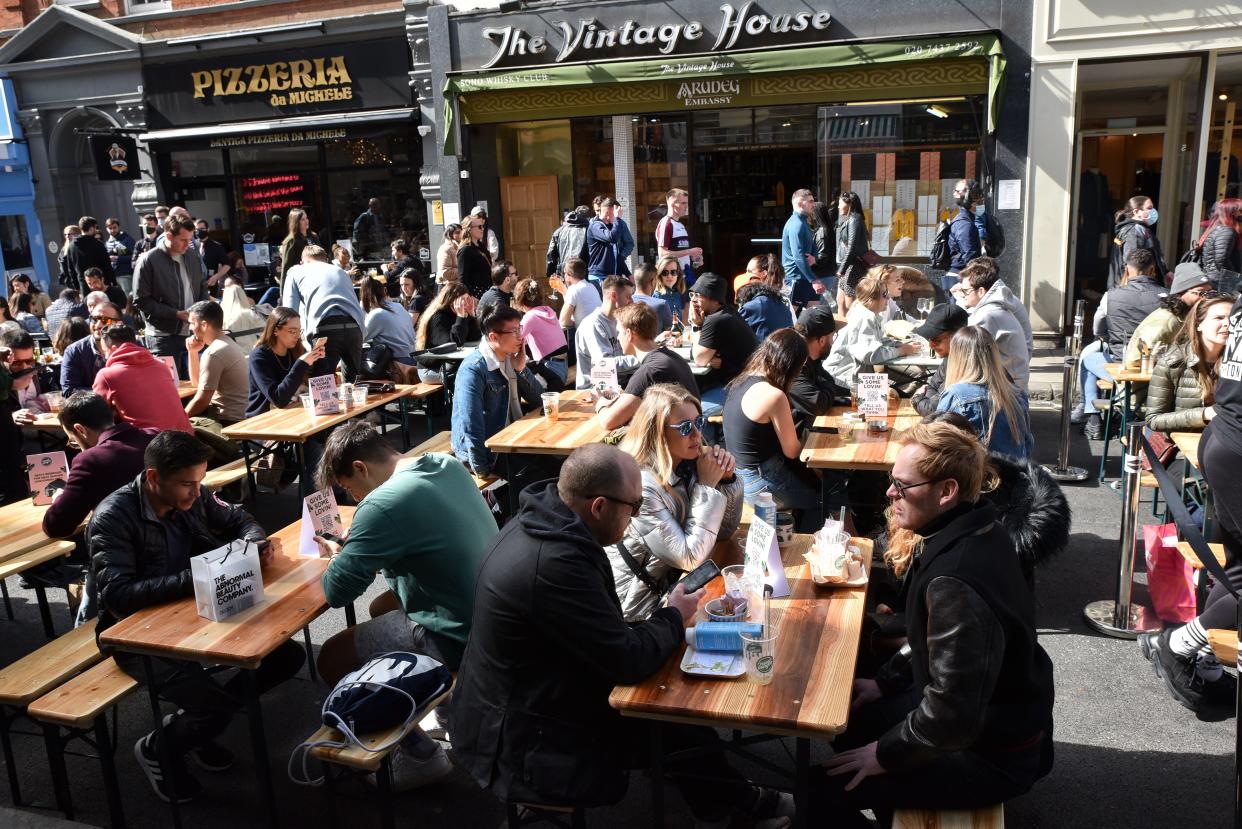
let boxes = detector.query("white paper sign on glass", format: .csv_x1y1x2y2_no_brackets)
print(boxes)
299,487,343,557
998,179,1022,210
857,372,889,417
744,517,789,598
308,375,341,416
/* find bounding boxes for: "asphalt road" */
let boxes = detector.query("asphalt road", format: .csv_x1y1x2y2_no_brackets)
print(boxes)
0,408,1233,828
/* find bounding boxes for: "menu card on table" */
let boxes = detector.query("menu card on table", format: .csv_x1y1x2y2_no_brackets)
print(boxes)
299,487,344,557
857,372,889,418
25,451,67,505
590,359,620,398
308,375,341,416
745,516,789,598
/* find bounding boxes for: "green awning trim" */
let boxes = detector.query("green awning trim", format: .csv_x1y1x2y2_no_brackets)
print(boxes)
442,33,1006,155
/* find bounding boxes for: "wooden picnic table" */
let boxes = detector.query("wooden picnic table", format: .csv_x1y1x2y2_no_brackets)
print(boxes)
31,382,196,433
1103,363,1152,384
101,506,355,829
800,398,919,472
0,497,87,638
1170,431,1201,470
485,388,605,457
610,532,870,827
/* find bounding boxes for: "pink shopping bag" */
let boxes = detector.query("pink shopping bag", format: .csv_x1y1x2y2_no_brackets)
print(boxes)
1144,523,1197,623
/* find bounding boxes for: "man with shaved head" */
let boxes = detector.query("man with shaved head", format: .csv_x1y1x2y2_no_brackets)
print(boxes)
452,444,793,826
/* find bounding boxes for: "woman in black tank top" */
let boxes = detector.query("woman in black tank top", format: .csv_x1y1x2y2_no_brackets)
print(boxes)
723,329,827,531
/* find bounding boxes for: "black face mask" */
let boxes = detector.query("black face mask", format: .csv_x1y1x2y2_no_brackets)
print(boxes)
146,227,158,236
196,230,209,239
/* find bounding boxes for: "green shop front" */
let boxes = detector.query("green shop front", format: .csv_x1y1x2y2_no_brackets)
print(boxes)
440,0,1010,282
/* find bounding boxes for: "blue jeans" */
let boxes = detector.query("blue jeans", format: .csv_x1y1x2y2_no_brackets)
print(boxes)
737,454,828,533
1078,341,1111,412
258,287,281,306
700,385,725,445
940,271,960,296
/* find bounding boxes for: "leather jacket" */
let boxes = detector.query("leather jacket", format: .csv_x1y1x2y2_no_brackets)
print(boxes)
90,472,266,637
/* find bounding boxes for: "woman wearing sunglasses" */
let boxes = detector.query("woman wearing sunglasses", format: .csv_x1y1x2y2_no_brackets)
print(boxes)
608,382,742,622
725,328,832,532
652,254,688,322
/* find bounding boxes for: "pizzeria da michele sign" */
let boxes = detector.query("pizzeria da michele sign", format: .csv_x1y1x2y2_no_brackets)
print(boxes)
474,1,835,70
142,38,412,131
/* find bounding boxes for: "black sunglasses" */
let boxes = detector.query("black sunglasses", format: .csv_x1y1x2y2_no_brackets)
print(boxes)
666,414,707,437
592,493,642,516
888,476,939,499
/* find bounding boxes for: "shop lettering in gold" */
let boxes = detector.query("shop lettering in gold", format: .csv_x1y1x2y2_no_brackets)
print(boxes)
191,56,353,100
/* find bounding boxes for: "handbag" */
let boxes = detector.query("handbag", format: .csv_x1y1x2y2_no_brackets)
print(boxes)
1139,428,1178,472
289,651,453,785
1143,523,1197,623
361,340,394,380
860,249,882,268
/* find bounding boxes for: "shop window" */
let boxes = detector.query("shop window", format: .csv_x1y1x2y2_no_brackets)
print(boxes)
230,144,319,175
633,116,689,265
572,118,613,211
816,98,985,260
0,215,33,272
754,106,816,146
124,0,171,12
169,150,224,179
496,120,574,216
233,172,324,267
326,171,426,260
693,110,753,148
324,137,393,169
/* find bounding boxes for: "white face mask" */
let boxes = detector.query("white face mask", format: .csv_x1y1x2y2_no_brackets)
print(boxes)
973,204,986,217
1143,208,1159,226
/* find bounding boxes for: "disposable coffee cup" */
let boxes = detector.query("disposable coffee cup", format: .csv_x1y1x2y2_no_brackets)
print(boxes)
300,392,314,416
775,512,794,546
352,386,368,407
541,391,560,422
740,627,778,685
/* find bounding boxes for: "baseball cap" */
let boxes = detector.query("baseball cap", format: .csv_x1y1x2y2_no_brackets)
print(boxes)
796,305,836,338
1169,262,1210,296
688,272,726,304
469,206,487,218
914,303,969,340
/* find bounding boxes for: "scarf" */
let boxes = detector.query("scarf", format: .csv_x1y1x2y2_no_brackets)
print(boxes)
479,338,524,423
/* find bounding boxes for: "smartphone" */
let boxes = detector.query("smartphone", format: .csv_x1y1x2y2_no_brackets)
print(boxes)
810,425,839,434
680,560,721,594
316,531,343,544
314,337,328,350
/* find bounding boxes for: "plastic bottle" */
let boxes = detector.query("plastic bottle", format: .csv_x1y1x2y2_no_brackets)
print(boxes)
752,492,776,530
686,622,764,653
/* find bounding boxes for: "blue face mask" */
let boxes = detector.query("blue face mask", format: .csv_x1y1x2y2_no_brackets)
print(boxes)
973,204,986,217
1143,208,1159,226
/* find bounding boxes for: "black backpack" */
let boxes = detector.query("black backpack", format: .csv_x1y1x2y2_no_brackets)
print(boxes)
983,213,1006,258
928,220,953,270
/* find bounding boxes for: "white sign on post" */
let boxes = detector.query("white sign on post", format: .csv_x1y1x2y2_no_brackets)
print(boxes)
191,540,265,621
299,487,344,557
745,517,789,598
857,372,889,417
997,179,1022,211
308,375,340,416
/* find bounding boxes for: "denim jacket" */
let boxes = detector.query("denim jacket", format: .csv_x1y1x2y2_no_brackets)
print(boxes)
451,347,541,476
936,381,1034,460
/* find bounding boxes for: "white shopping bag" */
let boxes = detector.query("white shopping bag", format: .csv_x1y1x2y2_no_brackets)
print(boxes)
190,539,266,622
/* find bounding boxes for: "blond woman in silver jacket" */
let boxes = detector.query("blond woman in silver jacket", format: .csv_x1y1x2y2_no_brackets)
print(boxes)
608,382,744,622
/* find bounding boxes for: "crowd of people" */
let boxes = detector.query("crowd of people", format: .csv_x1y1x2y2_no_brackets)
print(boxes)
5,175,1242,827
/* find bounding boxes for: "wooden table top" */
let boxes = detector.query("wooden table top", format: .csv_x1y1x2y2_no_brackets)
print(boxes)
609,533,870,739
1170,431,1202,470
486,389,606,456
0,498,84,561
886,354,943,369
1103,363,1152,384
801,400,920,471
100,507,355,669
221,385,417,443
666,344,714,377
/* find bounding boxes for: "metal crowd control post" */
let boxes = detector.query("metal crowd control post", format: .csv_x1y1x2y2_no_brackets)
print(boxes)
1045,299,1090,482
1084,419,1161,638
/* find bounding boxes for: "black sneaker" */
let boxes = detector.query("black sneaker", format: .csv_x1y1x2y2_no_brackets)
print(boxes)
1138,630,1162,666
133,731,203,804
162,711,234,771
1153,629,1208,711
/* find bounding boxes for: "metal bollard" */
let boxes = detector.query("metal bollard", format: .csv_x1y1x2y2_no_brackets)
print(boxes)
1044,299,1089,482
1084,419,1161,638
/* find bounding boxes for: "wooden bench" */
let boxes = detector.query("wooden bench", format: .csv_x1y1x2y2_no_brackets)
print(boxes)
0,539,79,639
1176,541,1226,571
26,657,137,827
402,431,500,492
894,805,1005,828
1208,629,1238,667
202,458,249,492
307,685,453,828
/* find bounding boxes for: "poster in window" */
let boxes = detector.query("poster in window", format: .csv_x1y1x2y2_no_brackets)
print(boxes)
88,135,141,182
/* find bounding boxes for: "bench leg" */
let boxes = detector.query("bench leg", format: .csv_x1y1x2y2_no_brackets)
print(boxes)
649,723,665,829
41,722,73,820
401,395,412,451
302,626,318,683
0,707,23,806
244,668,279,829
794,737,810,829
0,578,12,621
322,763,341,829
93,714,126,829
344,601,357,628
295,441,311,500
142,656,183,829
34,585,55,640
376,753,396,829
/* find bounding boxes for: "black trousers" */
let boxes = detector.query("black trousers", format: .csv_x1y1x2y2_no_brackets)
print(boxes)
619,720,754,822
1197,425,1242,629
115,641,305,758
809,690,1049,828
308,315,364,384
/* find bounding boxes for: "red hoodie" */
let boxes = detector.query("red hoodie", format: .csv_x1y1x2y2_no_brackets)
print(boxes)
92,342,193,434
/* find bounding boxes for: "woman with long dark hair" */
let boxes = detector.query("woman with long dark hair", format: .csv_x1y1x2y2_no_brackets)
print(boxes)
835,190,870,313
278,208,313,286
245,306,326,417
1110,195,1168,289
1200,198,1242,291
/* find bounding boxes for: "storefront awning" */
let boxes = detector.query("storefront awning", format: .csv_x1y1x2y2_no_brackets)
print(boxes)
139,107,415,143
442,34,1006,155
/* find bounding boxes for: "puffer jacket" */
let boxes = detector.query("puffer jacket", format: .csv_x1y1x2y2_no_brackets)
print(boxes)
90,472,266,639
836,212,869,286
947,208,981,272
823,300,904,388
966,280,1034,391
1201,223,1241,276
1110,219,1168,289
546,211,591,277
1104,274,1165,360
606,465,743,622
1145,342,1210,433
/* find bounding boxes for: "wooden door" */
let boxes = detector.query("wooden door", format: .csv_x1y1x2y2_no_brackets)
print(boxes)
500,175,560,284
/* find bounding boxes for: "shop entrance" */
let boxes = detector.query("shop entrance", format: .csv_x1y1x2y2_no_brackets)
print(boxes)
500,175,560,280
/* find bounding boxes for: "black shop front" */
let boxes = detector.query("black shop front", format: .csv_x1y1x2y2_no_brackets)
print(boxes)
140,36,424,278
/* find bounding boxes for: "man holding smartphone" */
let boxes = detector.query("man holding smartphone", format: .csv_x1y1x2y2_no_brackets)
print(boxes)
281,244,366,382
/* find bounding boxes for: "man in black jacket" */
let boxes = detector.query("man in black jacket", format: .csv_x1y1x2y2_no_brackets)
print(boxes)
452,444,792,826
815,421,1054,825
910,303,969,417
789,305,841,433
63,216,116,289
91,431,303,803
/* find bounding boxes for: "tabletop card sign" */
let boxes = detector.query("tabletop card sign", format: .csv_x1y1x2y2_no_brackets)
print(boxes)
309,375,341,416
190,539,266,622
157,355,178,385
857,372,889,418
590,358,620,398
25,451,67,505
299,487,343,557
744,516,789,598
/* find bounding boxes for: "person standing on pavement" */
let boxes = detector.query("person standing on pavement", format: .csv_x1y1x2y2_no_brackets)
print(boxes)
133,213,160,260
656,188,703,287
281,244,365,383
469,206,501,262
1199,198,1242,291
58,224,81,291
194,219,229,294
546,206,591,277
457,215,493,298
835,191,870,314
943,182,983,295
782,188,822,311
92,430,304,804
451,443,794,827
104,218,137,297
1109,195,1170,290
64,216,116,290
279,208,314,287
133,214,207,377
587,197,632,280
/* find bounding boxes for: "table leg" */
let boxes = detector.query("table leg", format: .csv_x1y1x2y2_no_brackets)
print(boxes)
794,737,810,829
0,708,22,805
295,442,310,500
34,585,55,639
241,440,257,500
245,668,279,829
503,454,518,517
142,656,182,829
401,395,412,450
650,723,665,829
1,578,13,621
302,627,318,683
41,722,72,818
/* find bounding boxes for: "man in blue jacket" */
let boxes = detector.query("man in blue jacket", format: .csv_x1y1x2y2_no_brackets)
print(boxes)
781,189,822,310
944,183,983,292
587,197,633,280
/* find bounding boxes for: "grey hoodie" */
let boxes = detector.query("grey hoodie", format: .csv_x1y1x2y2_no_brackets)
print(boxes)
967,280,1033,391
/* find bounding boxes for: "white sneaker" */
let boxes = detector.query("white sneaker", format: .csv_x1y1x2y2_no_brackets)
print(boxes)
370,740,452,792
419,708,449,742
